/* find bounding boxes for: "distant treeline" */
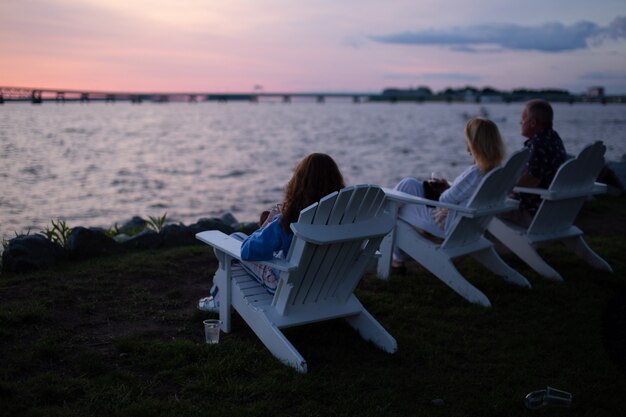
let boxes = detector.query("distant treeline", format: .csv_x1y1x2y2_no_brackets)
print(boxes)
374,86,623,104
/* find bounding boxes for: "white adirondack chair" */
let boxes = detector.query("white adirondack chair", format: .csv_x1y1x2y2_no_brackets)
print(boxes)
196,185,397,373
377,148,532,307
488,141,612,281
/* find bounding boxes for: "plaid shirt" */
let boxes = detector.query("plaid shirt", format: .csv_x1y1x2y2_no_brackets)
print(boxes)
518,129,567,214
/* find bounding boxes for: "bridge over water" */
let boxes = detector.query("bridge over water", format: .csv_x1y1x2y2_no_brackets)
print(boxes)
1,86,622,105
0,86,384,104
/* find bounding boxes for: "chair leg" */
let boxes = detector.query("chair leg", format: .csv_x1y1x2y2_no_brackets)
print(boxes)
395,222,491,306
436,260,492,307
213,267,232,333
377,230,395,280
260,323,307,373
509,242,563,281
344,298,397,354
562,236,613,273
397,234,492,306
238,308,308,373
472,247,531,288
488,218,562,281
377,199,399,280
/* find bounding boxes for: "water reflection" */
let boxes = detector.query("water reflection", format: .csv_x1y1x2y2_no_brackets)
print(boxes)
1,102,625,237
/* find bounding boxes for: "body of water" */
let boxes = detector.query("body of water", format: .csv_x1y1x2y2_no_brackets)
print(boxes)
1,101,625,239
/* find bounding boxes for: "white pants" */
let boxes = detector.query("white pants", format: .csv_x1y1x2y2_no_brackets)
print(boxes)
393,177,445,261
211,232,279,295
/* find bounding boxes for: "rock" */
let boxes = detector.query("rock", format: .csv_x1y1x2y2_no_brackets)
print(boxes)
112,233,131,243
188,218,235,235
220,213,240,228
120,230,163,251
0,215,261,274
160,224,197,247
67,227,119,259
120,216,147,234
1,235,66,273
237,222,260,235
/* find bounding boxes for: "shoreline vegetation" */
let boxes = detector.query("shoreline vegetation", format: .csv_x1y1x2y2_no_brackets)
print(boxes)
1,213,260,275
0,194,625,416
1,159,624,273
1,85,625,104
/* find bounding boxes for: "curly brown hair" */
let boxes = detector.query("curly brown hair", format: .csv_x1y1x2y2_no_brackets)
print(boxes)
280,153,345,231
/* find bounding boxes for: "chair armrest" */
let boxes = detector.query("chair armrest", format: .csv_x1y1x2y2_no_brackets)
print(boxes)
290,215,395,245
257,258,299,272
472,198,521,217
512,186,553,197
195,230,298,272
196,230,243,260
591,182,608,195
382,187,477,216
514,182,608,200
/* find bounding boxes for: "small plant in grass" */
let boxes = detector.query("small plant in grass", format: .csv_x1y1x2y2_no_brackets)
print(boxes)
2,229,31,251
103,223,121,238
40,219,72,248
146,213,168,233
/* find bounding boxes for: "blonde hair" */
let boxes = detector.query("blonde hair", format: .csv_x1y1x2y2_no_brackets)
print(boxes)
464,118,506,173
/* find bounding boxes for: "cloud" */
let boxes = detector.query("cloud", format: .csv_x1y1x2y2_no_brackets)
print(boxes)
449,45,504,53
371,16,626,53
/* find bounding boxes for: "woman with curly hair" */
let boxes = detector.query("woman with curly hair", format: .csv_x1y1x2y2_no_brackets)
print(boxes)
238,152,345,292
200,153,346,311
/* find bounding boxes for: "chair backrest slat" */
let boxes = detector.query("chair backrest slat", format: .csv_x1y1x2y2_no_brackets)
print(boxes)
443,148,530,249
319,186,384,300
303,187,358,304
291,192,341,305
329,186,387,300
273,200,319,313
273,185,392,314
528,141,606,236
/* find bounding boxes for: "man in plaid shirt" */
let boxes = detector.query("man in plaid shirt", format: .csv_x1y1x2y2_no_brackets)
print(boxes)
502,99,567,225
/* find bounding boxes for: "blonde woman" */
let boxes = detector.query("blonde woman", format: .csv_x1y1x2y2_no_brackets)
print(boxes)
392,118,506,270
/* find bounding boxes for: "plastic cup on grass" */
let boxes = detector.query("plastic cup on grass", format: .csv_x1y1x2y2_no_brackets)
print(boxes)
203,319,222,344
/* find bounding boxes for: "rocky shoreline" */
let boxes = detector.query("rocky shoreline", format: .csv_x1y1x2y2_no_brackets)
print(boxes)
1,213,259,274
2,161,624,276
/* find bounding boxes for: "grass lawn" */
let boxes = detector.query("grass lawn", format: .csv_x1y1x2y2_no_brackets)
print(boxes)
1,196,625,417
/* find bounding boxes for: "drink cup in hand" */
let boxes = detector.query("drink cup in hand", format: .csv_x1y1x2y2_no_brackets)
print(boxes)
429,172,448,190
423,172,449,202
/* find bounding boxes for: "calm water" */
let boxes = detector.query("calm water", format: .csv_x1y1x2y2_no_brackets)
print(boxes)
1,101,625,239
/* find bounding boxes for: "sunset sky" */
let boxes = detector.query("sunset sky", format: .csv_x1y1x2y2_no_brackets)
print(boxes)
1,0,625,94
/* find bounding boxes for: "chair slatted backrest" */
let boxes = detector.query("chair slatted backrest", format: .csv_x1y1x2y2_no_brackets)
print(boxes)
442,148,530,250
527,141,606,236
274,185,387,315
